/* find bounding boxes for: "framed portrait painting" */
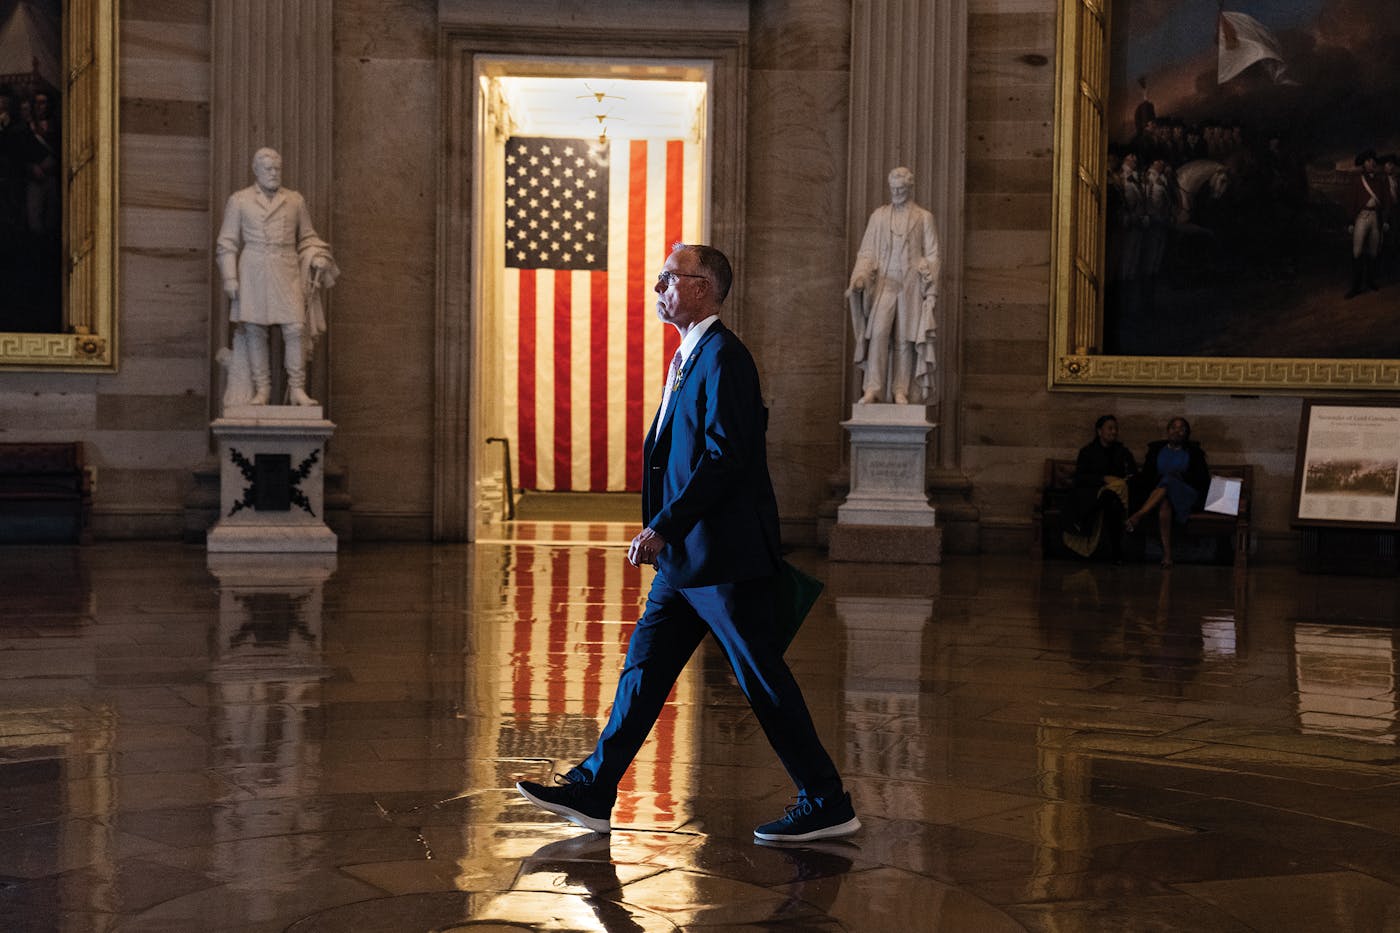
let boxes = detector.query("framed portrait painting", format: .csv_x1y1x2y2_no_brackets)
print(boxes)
1293,398,1400,530
0,0,117,371
1051,0,1400,392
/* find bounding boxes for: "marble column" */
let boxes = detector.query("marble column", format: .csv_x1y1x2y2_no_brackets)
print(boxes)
209,0,335,414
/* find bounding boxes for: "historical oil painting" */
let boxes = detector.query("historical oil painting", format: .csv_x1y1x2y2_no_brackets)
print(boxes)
1102,0,1400,359
0,0,62,334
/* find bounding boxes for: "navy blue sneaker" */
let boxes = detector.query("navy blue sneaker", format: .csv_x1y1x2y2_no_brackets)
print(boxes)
517,774,615,834
754,792,861,842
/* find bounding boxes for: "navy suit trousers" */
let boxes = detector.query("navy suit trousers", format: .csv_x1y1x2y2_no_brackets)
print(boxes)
573,572,844,800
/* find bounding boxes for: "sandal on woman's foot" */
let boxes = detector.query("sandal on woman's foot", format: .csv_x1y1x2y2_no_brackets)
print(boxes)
1124,519,1136,533
1160,558,1173,569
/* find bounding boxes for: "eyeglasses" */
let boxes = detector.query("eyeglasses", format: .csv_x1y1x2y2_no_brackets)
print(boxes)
655,270,707,287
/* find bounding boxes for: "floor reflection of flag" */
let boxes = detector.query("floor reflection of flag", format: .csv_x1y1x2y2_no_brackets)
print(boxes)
503,136,701,493
502,540,684,825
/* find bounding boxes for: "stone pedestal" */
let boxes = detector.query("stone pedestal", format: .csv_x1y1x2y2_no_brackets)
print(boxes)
829,404,941,563
207,406,337,553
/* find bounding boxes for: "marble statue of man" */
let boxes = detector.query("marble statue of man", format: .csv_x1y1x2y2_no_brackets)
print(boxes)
216,148,339,408
846,166,940,404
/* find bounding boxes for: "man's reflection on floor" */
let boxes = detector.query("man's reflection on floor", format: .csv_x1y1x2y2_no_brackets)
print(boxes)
755,837,856,919
514,834,647,933
512,833,856,930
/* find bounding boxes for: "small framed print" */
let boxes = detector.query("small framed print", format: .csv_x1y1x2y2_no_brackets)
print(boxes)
1293,399,1400,530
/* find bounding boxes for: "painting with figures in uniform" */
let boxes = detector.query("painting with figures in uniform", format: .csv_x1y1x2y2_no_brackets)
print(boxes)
0,0,62,334
1103,0,1399,359
1050,0,1400,392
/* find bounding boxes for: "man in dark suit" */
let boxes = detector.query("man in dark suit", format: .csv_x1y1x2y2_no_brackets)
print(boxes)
518,243,860,843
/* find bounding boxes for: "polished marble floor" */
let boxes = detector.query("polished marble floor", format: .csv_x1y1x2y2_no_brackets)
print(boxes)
5,530,1400,931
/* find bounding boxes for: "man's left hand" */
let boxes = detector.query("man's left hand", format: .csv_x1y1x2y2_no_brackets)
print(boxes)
628,528,666,567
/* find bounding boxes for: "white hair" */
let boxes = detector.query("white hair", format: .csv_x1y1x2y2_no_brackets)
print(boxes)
888,166,914,187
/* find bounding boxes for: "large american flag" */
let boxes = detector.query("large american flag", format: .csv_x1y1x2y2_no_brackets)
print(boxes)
503,136,702,492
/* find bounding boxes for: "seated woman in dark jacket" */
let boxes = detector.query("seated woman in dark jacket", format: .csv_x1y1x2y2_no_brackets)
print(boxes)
1062,414,1138,560
1126,416,1210,568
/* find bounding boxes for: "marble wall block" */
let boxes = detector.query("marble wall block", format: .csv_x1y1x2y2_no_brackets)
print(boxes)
118,251,210,360
966,119,1054,162
966,157,1052,195
963,230,1051,317
970,0,1054,13
330,33,438,525
98,468,192,512
121,135,208,211
744,71,850,234
963,337,1045,378
120,20,211,101
0,392,98,433
335,0,436,59
95,394,208,432
121,98,210,137
967,83,1055,125
100,361,205,404
119,206,210,254
967,192,1052,231
749,0,849,72
743,25,851,528
970,10,1055,47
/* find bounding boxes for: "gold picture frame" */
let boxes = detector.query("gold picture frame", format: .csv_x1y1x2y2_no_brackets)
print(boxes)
0,0,118,372
1049,0,1400,393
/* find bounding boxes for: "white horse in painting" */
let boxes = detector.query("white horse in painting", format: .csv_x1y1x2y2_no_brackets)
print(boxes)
1174,159,1229,226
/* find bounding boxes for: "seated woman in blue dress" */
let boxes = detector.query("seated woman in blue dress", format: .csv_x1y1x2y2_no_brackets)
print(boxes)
1125,416,1210,568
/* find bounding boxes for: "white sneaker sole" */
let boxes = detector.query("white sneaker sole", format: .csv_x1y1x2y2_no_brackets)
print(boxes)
516,781,612,834
753,815,861,843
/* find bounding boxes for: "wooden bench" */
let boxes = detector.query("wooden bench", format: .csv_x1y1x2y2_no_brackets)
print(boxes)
1034,458,1251,568
0,443,93,543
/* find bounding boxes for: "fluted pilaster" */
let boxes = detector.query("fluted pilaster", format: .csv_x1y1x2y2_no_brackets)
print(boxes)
847,0,968,469
209,0,335,412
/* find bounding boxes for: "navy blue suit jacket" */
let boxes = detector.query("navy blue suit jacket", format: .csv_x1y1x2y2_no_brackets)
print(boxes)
643,321,782,588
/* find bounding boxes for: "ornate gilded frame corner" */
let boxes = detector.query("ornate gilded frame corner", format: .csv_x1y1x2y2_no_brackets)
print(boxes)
1048,0,1400,393
0,0,118,372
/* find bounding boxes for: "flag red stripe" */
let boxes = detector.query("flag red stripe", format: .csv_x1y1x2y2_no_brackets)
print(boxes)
547,550,570,712
614,557,644,806
662,141,684,373
625,140,649,487
582,548,606,716
652,687,678,820
511,547,535,724
517,270,537,489
590,269,609,491
664,140,684,254
553,272,572,490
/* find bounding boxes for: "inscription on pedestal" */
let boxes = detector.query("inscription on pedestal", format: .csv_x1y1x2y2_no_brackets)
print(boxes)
860,449,918,492
208,412,337,553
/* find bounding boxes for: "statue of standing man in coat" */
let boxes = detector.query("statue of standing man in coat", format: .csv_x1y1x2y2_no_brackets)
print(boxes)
846,166,940,405
216,147,339,409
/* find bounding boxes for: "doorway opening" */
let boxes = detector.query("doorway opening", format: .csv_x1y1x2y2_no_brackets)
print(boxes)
472,58,712,532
